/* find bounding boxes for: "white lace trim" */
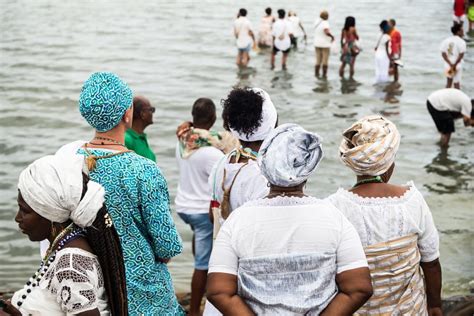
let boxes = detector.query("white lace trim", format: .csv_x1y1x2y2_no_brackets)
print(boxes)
242,195,321,208
335,181,418,205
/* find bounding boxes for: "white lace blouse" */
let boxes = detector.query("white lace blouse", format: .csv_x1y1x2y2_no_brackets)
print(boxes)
12,247,109,315
327,181,440,262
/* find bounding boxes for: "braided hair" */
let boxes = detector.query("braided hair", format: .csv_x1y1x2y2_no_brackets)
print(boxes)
81,174,128,315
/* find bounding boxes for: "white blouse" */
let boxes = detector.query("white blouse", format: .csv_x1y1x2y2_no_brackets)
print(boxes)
12,247,109,315
209,196,368,276
208,154,269,213
327,181,440,262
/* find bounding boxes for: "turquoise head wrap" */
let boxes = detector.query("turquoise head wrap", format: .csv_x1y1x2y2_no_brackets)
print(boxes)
79,72,133,132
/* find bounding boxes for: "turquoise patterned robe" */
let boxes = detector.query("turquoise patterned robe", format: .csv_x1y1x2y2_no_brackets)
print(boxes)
78,149,184,315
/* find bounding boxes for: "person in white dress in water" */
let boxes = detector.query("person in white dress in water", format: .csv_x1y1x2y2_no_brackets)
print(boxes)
327,115,442,315
207,123,373,315
288,11,307,49
257,7,275,48
233,8,256,67
374,20,392,84
271,9,293,70
2,155,127,316
203,87,277,316
440,23,466,89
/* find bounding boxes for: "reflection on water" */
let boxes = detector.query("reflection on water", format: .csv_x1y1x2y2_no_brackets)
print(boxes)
313,78,331,93
236,66,257,83
340,78,361,94
270,70,293,89
424,148,474,194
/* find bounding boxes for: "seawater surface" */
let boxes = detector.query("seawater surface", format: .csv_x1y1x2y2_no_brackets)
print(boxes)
0,0,473,296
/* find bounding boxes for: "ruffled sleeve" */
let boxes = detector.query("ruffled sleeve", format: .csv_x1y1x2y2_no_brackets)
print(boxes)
44,248,104,314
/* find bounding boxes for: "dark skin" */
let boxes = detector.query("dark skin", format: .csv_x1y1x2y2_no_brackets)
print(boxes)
349,163,443,315
1,193,100,316
207,182,373,315
131,96,154,134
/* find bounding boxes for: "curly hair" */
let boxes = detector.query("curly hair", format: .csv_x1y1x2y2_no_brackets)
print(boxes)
221,88,264,140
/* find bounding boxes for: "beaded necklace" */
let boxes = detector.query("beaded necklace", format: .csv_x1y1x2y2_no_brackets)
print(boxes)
93,136,126,147
353,175,384,188
237,146,258,161
15,225,85,308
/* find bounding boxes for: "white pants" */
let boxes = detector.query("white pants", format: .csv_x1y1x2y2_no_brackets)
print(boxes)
203,300,222,316
445,64,463,83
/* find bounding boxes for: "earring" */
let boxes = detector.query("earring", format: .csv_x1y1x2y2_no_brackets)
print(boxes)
51,221,57,239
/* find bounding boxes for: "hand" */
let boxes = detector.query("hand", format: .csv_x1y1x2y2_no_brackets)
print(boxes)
428,307,442,316
176,121,192,138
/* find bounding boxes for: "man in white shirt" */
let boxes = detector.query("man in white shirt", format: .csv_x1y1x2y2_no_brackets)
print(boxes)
427,88,473,147
234,8,256,67
175,98,225,316
288,11,307,49
271,9,292,70
440,23,466,89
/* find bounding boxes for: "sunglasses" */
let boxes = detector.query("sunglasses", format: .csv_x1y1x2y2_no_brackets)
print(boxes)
143,107,156,113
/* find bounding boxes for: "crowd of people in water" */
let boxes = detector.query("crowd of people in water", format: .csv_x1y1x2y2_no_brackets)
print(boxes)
0,3,473,316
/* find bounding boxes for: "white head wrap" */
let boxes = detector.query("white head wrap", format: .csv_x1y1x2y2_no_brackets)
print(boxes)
258,123,323,187
18,154,105,228
339,115,400,176
230,87,278,142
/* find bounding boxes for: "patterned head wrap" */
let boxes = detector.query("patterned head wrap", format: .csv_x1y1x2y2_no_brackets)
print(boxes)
339,115,400,176
258,123,323,187
230,88,278,142
18,155,105,228
79,72,133,132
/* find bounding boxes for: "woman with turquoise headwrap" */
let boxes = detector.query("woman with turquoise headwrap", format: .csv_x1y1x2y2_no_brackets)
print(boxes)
55,72,184,315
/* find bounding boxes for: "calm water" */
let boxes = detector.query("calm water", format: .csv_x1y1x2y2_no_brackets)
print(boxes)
0,0,473,296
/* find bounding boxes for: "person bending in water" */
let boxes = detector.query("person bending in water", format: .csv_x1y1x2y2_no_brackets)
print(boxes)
427,88,474,147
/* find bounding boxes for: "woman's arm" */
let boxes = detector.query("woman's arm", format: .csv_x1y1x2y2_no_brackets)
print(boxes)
385,39,390,59
421,259,442,316
321,267,373,315
207,273,255,316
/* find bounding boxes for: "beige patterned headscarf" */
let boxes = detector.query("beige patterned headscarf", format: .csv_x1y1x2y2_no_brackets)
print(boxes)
339,115,400,176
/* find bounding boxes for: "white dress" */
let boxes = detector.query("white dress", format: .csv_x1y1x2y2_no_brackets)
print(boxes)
207,196,368,315
12,247,109,315
326,181,440,262
374,33,391,83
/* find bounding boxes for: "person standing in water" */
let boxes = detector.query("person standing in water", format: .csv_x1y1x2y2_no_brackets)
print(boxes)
234,8,256,67
339,16,360,79
288,11,307,49
258,7,274,48
440,23,466,89
388,19,402,82
374,20,391,84
125,96,156,162
271,9,292,70
313,10,335,78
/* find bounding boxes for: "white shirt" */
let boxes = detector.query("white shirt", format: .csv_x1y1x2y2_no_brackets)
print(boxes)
208,153,268,213
327,182,440,262
209,196,368,275
175,144,224,214
272,19,292,51
234,17,253,49
288,16,303,37
313,19,331,48
440,35,466,67
428,88,472,117
375,33,391,57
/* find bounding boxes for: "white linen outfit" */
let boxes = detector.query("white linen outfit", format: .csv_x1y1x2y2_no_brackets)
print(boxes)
208,196,367,315
272,19,292,51
440,35,467,83
374,33,391,83
234,17,253,50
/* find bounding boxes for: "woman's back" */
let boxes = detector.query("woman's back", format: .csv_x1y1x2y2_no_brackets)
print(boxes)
327,182,439,262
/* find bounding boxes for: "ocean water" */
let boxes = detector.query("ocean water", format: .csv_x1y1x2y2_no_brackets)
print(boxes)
0,0,473,296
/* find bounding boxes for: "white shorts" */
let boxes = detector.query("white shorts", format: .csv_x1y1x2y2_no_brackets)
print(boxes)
445,65,463,83
453,14,465,24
